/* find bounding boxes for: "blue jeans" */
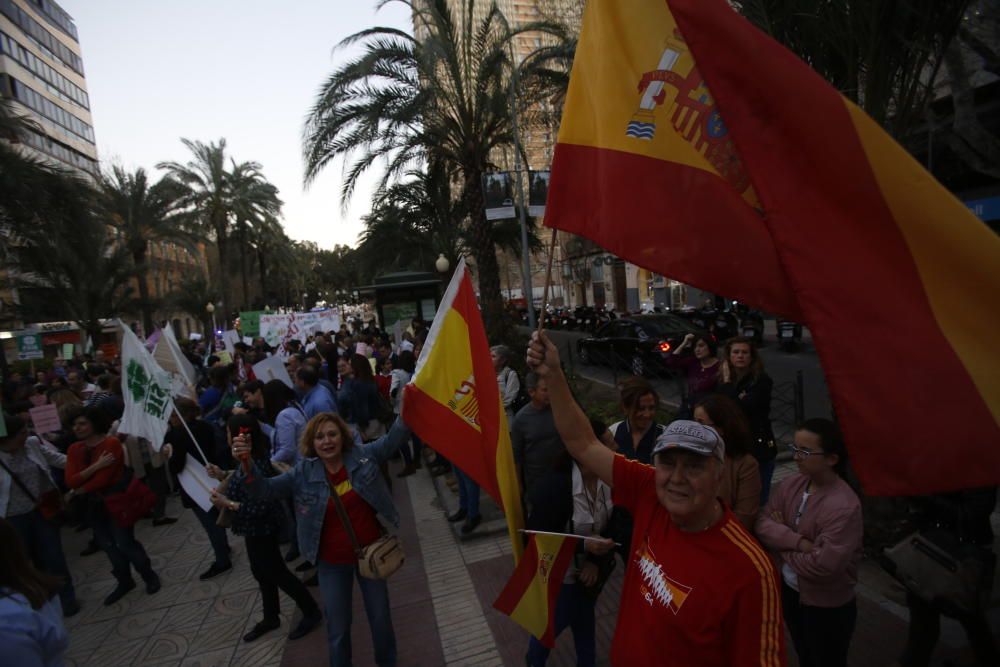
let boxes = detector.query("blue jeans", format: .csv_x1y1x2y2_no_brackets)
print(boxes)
317,561,396,667
526,583,596,666
91,505,155,583
400,432,424,466
7,509,77,607
455,468,480,519
190,503,231,567
759,459,776,505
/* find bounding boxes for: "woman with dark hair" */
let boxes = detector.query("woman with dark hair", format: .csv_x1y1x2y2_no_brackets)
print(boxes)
64,406,160,606
337,353,385,442
609,377,664,464
235,413,413,667
692,394,760,529
0,414,78,616
0,517,68,665
756,418,862,667
665,332,720,418
260,380,307,467
206,413,321,643
162,398,233,580
718,336,777,501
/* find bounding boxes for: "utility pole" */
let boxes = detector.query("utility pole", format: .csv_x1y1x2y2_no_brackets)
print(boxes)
506,21,537,330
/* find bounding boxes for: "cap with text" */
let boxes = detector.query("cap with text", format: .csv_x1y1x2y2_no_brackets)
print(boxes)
651,420,725,463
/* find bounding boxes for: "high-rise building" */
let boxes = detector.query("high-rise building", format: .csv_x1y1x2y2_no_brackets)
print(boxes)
0,0,98,175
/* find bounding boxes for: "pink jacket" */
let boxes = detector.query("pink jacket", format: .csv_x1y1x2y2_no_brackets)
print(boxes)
755,472,862,607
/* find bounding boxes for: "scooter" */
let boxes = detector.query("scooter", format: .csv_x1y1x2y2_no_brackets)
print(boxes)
776,318,803,352
739,310,764,346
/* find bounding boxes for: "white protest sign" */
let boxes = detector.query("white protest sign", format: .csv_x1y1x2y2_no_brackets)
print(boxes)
222,329,240,355
252,354,294,389
177,456,214,512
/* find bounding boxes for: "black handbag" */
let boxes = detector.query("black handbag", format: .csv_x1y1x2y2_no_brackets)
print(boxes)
883,527,990,616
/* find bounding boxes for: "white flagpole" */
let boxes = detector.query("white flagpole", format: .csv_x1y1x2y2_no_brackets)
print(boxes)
168,398,213,483
519,529,621,546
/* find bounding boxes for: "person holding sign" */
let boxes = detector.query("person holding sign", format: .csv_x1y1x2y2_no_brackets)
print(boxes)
162,398,233,580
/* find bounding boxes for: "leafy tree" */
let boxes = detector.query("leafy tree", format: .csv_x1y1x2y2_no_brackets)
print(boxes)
98,165,196,335
158,139,236,318
229,160,283,309
2,169,137,342
734,0,971,140
302,0,560,338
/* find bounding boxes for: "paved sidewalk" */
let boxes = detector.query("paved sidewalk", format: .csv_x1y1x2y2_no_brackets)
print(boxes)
59,458,998,666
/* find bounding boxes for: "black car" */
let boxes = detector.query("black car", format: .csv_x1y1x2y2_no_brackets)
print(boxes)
576,315,712,376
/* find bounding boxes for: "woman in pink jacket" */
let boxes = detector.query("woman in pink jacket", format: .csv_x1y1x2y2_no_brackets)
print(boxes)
756,418,862,667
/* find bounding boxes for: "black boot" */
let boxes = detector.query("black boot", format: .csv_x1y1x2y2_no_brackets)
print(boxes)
103,579,136,606
243,617,280,642
447,508,467,523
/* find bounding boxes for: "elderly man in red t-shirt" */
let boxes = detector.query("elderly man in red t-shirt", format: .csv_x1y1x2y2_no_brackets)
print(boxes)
527,331,785,667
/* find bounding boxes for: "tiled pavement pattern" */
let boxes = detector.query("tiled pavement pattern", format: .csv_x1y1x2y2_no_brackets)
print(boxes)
59,458,997,666
62,500,295,667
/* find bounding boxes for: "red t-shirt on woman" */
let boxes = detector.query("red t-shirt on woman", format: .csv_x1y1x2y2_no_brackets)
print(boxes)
319,466,382,564
65,437,125,493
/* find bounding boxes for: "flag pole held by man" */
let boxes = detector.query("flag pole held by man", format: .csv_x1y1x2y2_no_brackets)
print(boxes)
403,258,525,560
544,0,1000,495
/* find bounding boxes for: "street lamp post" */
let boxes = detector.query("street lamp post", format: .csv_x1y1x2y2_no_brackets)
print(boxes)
205,302,216,350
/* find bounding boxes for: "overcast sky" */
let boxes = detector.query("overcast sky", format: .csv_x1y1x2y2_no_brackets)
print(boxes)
62,0,414,250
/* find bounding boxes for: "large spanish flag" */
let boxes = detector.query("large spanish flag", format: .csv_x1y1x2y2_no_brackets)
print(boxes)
403,258,524,558
547,0,1000,495
493,532,578,648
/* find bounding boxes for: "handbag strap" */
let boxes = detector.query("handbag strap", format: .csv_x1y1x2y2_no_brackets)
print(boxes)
0,456,39,503
327,476,364,558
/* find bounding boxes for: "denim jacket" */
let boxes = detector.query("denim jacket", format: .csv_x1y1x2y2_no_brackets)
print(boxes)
242,418,411,564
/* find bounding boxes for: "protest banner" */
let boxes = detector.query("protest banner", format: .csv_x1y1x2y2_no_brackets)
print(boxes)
258,310,341,349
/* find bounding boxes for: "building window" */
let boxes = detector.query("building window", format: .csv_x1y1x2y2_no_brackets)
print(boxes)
0,0,84,74
8,76,95,144
0,30,90,109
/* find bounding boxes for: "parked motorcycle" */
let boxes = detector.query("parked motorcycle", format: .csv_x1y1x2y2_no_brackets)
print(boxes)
776,318,803,351
739,310,764,346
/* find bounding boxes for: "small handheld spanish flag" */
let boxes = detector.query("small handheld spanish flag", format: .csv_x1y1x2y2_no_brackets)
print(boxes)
493,532,580,648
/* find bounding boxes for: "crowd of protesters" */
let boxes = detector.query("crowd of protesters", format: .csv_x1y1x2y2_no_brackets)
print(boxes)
1,316,996,667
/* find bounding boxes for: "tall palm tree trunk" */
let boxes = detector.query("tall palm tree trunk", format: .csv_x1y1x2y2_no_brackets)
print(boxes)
464,169,510,341
213,214,231,323
237,221,250,310
132,247,154,336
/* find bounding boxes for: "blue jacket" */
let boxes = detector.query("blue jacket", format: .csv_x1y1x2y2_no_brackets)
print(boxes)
301,384,338,419
243,418,411,564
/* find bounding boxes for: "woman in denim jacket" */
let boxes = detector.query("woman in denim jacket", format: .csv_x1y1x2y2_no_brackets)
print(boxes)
235,412,411,667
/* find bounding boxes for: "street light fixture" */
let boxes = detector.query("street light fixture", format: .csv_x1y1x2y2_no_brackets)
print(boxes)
435,253,450,274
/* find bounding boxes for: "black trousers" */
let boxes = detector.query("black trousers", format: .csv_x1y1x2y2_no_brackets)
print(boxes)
244,533,319,622
899,590,1000,667
781,582,856,667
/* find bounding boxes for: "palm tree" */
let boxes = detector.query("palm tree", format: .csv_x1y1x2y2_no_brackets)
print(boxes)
302,0,560,338
2,169,137,342
158,139,235,318
229,160,283,309
166,275,219,337
98,165,197,335
734,0,970,140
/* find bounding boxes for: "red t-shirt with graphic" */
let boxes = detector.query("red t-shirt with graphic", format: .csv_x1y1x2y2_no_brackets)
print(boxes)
319,467,382,565
610,455,785,667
